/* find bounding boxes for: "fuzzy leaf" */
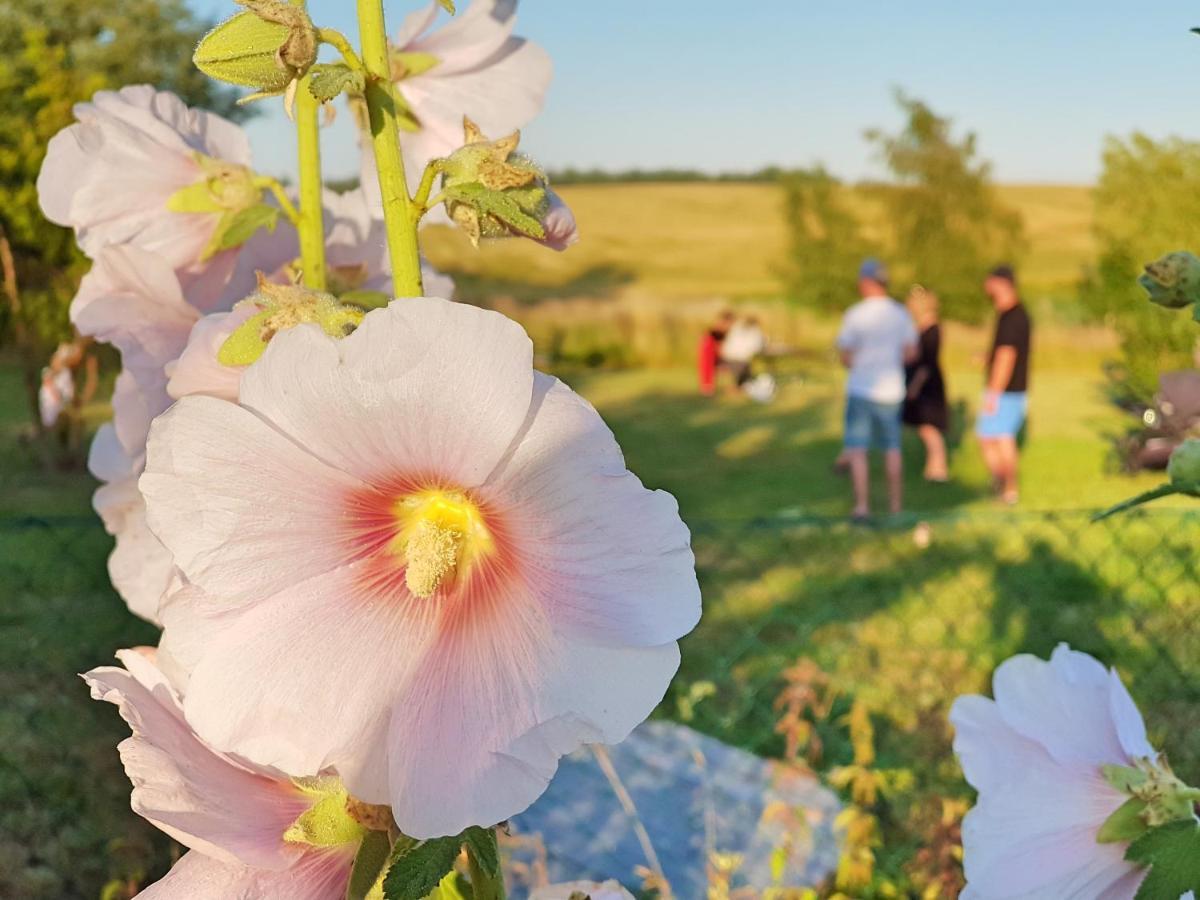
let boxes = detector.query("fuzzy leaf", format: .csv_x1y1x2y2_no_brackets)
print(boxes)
165,180,225,214
1104,764,1150,793
1127,819,1200,899
381,835,462,900
194,11,291,91
443,183,545,240
1098,797,1149,844
309,63,365,103
346,830,392,900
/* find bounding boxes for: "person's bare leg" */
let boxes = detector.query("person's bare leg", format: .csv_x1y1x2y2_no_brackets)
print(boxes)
848,449,869,517
997,436,1019,503
978,436,1001,492
919,425,948,480
884,448,903,514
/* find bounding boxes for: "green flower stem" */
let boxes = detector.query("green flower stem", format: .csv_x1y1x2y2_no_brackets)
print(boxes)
253,176,302,227
412,159,445,218
295,73,328,291
357,0,424,297
317,28,366,71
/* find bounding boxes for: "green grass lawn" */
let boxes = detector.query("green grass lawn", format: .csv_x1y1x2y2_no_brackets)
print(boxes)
1,328,1197,896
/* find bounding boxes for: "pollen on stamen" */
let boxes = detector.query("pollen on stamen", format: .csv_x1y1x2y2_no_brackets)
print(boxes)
404,519,463,598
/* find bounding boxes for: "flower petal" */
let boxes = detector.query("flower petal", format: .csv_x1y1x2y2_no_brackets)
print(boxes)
140,394,368,604
991,644,1132,767
387,577,680,837
177,563,428,798
84,651,308,870
237,300,534,486
136,847,353,900
487,374,700,646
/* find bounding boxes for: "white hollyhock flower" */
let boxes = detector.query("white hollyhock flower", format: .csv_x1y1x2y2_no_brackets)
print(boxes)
951,643,1172,899
531,881,635,900
140,297,701,839
37,85,280,309
84,649,365,899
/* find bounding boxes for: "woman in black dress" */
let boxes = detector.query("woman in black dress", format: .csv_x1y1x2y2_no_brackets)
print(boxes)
903,286,949,481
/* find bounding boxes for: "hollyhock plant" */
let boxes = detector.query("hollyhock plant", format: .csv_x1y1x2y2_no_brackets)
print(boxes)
38,85,280,309
950,644,1195,899
139,296,701,839
84,648,372,899
388,0,552,192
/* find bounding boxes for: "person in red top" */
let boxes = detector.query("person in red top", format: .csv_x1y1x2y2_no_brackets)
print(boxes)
698,310,734,395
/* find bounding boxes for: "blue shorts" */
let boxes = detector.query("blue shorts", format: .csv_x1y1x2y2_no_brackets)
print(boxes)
844,395,902,451
976,392,1027,438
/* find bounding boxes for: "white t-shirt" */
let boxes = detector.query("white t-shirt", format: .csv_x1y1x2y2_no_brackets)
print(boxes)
836,295,918,403
720,322,765,363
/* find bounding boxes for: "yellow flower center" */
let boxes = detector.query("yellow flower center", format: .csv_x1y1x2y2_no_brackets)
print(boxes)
394,489,493,598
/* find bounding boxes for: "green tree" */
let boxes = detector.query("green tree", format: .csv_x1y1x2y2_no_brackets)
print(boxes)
781,167,875,313
0,0,247,435
866,91,1024,322
1082,134,1200,399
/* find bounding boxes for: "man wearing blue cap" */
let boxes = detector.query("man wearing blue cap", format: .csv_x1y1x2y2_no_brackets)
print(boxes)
836,259,919,520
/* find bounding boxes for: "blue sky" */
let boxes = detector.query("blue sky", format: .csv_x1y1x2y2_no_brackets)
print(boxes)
185,1,1200,184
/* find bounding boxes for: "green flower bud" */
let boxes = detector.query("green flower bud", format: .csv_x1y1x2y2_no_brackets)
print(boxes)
439,118,549,246
1167,438,1200,490
218,279,365,367
1138,251,1200,310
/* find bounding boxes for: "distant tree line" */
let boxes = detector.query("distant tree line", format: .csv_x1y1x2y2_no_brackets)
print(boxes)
547,166,791,185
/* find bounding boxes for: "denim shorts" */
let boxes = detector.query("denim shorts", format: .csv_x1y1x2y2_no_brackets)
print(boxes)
844,395,902,451
976,391,1028,438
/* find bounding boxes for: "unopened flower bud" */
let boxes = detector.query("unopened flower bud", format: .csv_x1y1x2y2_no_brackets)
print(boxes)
1167,438,1200,489
1139,251,1200,310
439,118,577,249
218,278,364,366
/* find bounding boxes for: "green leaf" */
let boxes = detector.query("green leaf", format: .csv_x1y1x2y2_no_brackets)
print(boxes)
1098,797,1149,844
436,0,456,13
461,827,499,879
1127,819,1200,899
346,830,392,900
381,835,462,900
1104,764,1151,794
203,203,280,260
194,11,291,91
429,871,473,900
443,183,545,240
309,63,365,103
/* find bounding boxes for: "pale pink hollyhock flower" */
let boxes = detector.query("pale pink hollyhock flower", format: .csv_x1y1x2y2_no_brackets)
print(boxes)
84,649,360,899
950,643,1160,900
538,190,579,252
74,246,199,622
531,881,634,900
361,0,551,198
38,85,264,310
324,187,455,297
140,298,701,839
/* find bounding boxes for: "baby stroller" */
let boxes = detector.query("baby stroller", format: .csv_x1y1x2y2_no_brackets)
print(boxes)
1114,369,1200,471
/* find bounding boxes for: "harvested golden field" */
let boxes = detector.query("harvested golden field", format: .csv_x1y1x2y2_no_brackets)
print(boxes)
421,182,1095,300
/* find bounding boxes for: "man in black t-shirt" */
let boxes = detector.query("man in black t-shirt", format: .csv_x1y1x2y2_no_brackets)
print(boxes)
977,265,1032,504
